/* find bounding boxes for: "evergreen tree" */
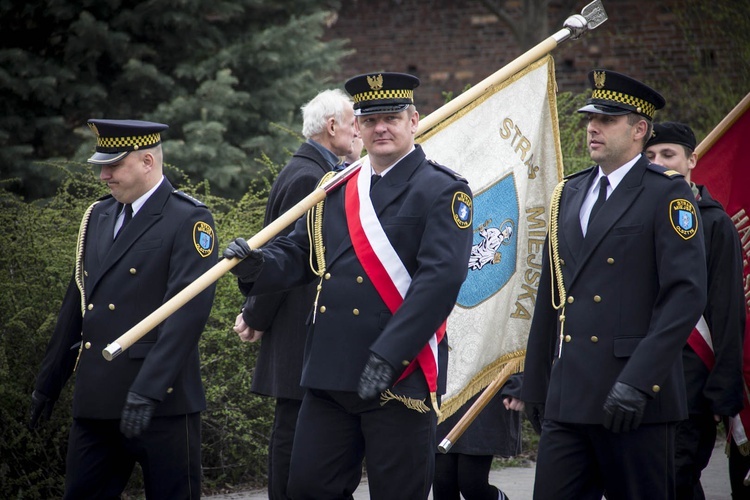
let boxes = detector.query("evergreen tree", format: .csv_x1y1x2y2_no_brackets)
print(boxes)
0,0,349,200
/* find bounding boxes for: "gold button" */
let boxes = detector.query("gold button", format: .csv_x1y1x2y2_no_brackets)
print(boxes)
590,336,598,343
319,306,326,313
353,309,360,316
324,273,331,280
85,342,91,349
134,144,139,150
167,387,174,394
560,259,565,266
130,268,137,274
356,276,364,283
593,295,601,303
567,296,574,304
652,385,661,393
87,304,94,310
607,258,614,264
109,304,115,310
402,360,410,367
564,335,572,342
636,107,642,114
84,270,88,277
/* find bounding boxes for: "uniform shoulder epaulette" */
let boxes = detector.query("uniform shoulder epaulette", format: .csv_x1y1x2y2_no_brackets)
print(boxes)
427,159,467,183
646,162,684,179
564,166,595,180
172,189,207,207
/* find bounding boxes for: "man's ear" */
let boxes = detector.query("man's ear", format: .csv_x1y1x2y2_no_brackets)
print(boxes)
141,151,155,171
687,151,697,172
327,116,337,136
632,118,649,143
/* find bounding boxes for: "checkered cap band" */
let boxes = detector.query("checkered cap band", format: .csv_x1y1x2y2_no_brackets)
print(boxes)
352,89,414,104
96,132,161,151
591,89,656,119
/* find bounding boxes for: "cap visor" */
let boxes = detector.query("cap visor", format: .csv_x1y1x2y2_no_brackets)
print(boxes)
355,103,410,116
577,103,631,116
88,151,130,165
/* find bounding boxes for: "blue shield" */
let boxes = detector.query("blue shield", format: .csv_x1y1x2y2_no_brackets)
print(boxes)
457,174,519,308
199,232,212,250
679,210,693,231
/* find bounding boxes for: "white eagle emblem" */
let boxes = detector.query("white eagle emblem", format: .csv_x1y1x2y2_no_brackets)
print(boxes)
468,219,514,271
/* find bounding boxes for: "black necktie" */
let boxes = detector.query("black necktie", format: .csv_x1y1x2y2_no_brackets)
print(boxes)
370,174,381,192
115,203,132,240
588,176,609,225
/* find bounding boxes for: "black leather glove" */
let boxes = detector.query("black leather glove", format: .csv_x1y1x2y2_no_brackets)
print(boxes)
524,402,545,435
223,238,264,282
357,353,396,400
603,381,648,433
120,391,158,439
29,390,54,429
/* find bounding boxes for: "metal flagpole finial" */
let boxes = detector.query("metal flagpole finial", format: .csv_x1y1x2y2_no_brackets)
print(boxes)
553,0,608,43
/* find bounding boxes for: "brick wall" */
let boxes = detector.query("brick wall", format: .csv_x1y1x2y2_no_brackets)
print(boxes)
324,0,738,115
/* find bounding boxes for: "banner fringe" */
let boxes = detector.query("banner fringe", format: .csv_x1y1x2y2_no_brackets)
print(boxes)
438,351,525,423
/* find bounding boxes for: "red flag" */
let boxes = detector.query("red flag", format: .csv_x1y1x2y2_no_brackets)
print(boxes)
693,93,750,449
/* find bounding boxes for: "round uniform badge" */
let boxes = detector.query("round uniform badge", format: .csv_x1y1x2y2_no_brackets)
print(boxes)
452,192,473,230
193,221,215,257
669,199,698,240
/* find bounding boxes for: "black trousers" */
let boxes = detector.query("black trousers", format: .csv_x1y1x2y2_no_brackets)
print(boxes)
534,419,676,500
433,453,498,500
64,414,201,499
287,389,436,500
268,397,302,500
675,413,717,499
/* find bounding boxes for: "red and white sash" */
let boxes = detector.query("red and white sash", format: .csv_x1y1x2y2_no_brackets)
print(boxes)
688,315,750,453
687,315,715,370
344,163,446,405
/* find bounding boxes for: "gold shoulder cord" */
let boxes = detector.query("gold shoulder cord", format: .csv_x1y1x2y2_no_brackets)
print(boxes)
547,180,568,358
307,171,337,323
73,200,99,371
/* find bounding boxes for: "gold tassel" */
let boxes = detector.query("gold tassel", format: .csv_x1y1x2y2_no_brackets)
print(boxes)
430,392,442,419
380,389,430,413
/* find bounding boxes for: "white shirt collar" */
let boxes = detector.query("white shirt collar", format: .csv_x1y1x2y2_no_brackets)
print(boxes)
594,153,641,193
369,146,416,178
129,176,164,216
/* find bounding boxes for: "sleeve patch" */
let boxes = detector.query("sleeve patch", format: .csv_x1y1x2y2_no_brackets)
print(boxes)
452,192,473,229
669,199,698,240
194,221,215,257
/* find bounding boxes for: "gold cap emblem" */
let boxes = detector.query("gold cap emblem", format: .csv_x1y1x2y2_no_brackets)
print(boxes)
367,74,383,90
594,71,606,89
88,122,100,137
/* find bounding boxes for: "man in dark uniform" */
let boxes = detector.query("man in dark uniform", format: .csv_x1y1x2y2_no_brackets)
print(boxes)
29,119,217,498
520,70,707,499
223,72,474,499
232,88,358,500
645,122,745,499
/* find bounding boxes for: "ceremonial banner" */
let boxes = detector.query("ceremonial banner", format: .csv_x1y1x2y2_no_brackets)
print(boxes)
419,55,563,419
692,93,750,452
